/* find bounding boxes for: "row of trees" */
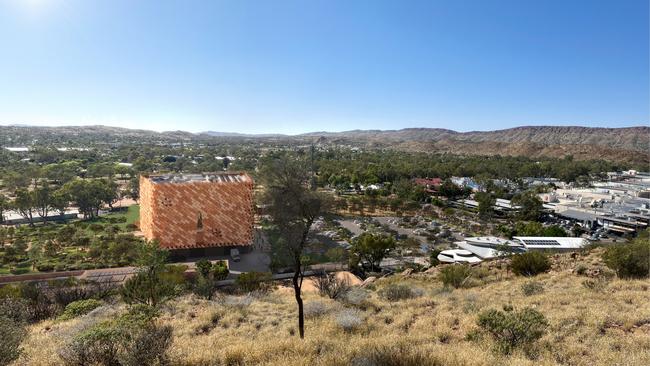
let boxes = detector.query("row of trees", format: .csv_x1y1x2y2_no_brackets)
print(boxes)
0,179,118,225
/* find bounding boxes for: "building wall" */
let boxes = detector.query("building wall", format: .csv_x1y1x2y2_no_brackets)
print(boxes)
139,174,255,249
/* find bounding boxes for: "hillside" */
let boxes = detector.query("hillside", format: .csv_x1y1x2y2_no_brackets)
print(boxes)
13,249,650,366
1,124,648,164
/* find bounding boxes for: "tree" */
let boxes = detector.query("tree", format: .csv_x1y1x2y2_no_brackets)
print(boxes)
121,241,176,307
13,188,35,226
512,192,543,221
33,182,53,223
62,179,117,219
259,156,326,339
350,232,396,272
128,176,140,202
0,193,8,224
475,192,496,220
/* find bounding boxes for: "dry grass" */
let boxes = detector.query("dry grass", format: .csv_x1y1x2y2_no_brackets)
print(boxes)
13,250,650,366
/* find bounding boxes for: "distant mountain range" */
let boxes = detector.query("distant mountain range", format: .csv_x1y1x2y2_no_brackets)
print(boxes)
1,124,648,165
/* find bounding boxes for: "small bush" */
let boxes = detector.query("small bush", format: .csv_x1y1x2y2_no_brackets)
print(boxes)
59,306,170,366
351,343,440,366
222,295,254,310
9,268,29,275
340,288,370,307
575,264,588,276
602,239,650,279
335,309,363,332
304,301,330,319
0,316,27,365
429,249,441,267
314,272,350,300
235,272,272,292
521,281,544,296
477,307,548,354
439,265,473,288
119,324,173,366
510,252,550,277
379,284,423,301
59,299,103,321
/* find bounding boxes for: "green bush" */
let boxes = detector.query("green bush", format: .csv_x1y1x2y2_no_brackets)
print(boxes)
59,299,103,321
439,265,473,288
378,284,423,301
9,268,29,275
35,262,55,272
212,261,229,281
59,306,171,366
510,252,550,276
0,316,27,366
477,307,548,354
602,238,650,279
235,272,272,292
429,249,441,267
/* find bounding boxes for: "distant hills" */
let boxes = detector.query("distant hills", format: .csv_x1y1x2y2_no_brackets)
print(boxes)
1,124,648,165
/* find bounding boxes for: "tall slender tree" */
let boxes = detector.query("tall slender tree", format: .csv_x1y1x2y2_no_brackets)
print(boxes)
259,156,327,339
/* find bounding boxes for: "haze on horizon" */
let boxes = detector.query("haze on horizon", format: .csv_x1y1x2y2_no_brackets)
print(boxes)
0,0,648,135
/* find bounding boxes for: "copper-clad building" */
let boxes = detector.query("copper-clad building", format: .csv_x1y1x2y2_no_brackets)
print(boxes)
139,173,254,250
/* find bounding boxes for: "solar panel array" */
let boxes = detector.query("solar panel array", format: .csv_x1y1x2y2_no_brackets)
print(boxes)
521,239,561,246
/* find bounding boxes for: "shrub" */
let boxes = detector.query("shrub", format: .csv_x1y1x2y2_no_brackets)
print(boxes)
304,301,329,319
0,298,30,323
379,284,423,301
0,316,27,366
429,249,441,267
235,272,272,292
212,261,229,281
477,307,548,354
222,295,254,310
335,309,363,332
510,252,550,277
575,264,588,276
314,272,350,300
59,322,122,366
602,239,650,279
118,324,173,366
59,299,103,321
121,271,177,307
521,281,544,296
59,306,170,366
9,267,29,275
351,344,440,366
439,265,473,288
340,288,370,307
193,276,217,300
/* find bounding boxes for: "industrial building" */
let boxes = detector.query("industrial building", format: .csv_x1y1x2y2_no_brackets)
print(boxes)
139,173,255,253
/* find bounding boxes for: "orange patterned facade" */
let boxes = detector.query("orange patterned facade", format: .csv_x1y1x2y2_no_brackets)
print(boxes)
139,173,254,249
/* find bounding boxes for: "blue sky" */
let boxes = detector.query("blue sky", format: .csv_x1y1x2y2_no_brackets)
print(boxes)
0,0,647,134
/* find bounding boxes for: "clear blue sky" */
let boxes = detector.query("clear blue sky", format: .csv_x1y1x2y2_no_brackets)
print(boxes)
0,0,647,134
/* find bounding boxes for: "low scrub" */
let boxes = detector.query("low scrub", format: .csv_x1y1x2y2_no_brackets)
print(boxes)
602,238,650,279
235,272,272,293
378,284,423,301
439,265,473,288
335,309,363,332
510,252,550,277
521,281,544,296
58,305,171,366
477,307,548,354
59,299,103,321
314,272,350,300
0,316,27,366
